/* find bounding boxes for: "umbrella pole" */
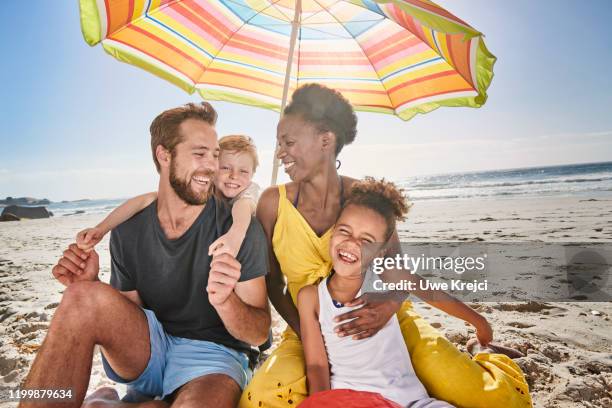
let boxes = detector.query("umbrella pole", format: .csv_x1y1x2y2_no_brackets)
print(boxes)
270,0,302,186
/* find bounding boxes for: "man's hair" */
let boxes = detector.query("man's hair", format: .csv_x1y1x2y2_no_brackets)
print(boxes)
344,177,411,240
284,83,357,156
150,102,218,172
219,135,259,172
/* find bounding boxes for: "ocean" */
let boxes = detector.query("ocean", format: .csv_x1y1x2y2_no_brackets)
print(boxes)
398,161,612,201
24,161,612,216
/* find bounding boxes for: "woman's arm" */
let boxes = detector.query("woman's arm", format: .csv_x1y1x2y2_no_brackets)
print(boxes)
256,187,302,336
298,285,331,394
76,192,158,250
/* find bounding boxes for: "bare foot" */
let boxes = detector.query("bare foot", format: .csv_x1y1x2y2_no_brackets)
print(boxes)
466,338,525,359
82,387,120,408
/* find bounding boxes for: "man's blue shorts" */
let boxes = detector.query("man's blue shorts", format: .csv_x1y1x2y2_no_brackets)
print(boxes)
101,309,252,399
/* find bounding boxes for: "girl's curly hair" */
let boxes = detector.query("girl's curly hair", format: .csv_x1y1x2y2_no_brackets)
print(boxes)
344,177,411,240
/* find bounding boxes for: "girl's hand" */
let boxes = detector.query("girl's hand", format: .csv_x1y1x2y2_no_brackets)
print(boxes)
475,316,493,346
333,293,402,340
76,227,106,251
208,231,243,257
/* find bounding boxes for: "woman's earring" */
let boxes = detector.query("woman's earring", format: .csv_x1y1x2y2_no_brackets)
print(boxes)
336,159,341,169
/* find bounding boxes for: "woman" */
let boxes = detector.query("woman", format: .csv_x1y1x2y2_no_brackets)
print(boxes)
239,84,531,408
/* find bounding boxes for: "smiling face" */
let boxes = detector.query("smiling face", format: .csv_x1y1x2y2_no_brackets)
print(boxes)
165,118,219,205
215,150,255,199
276,114,333,182
330,204,388,278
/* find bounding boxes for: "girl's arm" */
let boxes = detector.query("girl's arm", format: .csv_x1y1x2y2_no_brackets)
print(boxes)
298,285,331,394
381,231,493,345
335,230,492,344
76,192,157,250
257,187,302,336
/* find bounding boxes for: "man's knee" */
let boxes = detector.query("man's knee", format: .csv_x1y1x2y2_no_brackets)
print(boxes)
59,281,116,321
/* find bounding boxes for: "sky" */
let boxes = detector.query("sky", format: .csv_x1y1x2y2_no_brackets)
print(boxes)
1,0,611,201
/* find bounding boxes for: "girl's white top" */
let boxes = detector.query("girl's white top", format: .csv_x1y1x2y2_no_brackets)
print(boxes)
318,276,445,407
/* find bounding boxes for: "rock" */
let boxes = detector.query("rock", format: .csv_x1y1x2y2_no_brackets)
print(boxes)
0,213,20,222
562,375,610,403
577,358,612,374
590,310,603,316
1,205,51,219
444,329,468,345
515,356,554,389
0,197,50,206
540,345,563,363
62,210,85,217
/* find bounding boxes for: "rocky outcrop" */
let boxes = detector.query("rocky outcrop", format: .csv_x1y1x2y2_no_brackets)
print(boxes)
0,197,51,206
0,213,20,222
0,206,51,220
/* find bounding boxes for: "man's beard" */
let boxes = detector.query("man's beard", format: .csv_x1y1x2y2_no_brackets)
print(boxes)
169,160,214,206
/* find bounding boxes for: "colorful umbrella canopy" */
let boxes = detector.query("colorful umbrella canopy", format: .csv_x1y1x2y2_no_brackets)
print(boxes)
80,0,495,120
79,0,495,182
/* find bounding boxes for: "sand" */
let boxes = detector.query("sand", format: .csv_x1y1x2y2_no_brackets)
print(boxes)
1,195,611,407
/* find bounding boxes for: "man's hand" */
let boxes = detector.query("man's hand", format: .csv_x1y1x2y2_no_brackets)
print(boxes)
51,244,100,287
333,293,402,340
207,253,241,307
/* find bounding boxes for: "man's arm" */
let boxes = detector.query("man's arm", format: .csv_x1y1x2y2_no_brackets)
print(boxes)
207,254,270,346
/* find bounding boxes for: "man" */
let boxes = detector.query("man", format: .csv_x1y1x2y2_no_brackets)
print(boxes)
20,103,270,408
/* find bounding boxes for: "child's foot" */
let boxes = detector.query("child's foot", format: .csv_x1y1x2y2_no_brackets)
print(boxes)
466,338,525,359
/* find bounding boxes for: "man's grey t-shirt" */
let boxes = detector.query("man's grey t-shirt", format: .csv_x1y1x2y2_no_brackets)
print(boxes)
109,196,268,359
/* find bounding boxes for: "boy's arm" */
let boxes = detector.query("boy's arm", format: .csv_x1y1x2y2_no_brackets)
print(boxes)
97,192,158,233
298,285,331,395
77,192,158,250
230,197,256,235
209,197,256,256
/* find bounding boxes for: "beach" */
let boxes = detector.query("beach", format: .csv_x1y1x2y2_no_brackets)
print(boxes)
1,195,611,407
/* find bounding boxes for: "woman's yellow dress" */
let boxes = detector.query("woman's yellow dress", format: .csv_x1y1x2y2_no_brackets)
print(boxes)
239,185,532,408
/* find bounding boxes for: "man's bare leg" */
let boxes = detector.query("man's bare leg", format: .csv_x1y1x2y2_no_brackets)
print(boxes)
81,388,168,408
170,374,241,408
20,281,151,408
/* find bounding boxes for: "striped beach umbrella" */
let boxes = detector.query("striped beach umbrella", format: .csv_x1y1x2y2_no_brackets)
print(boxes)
79,0,495,183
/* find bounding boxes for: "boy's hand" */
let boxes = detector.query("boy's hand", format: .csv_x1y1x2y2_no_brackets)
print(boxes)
76,227,106,251
475,316,493,346
208,231,243,257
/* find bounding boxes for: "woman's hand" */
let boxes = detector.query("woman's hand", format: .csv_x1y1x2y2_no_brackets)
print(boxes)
333,293,402,340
